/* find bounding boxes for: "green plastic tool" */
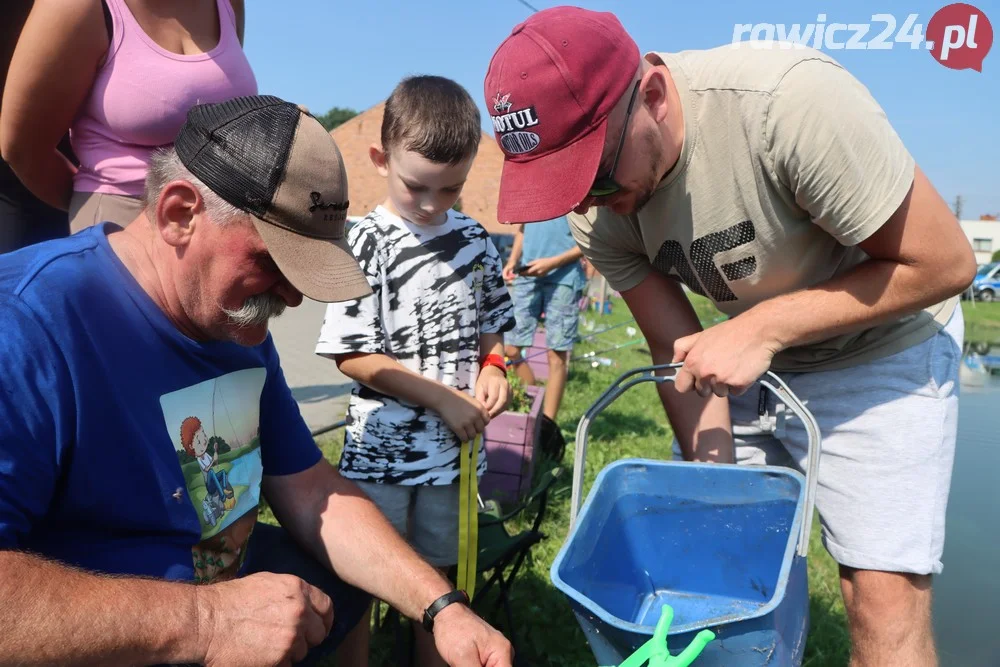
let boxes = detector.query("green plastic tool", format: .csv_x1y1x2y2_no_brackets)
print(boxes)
613,605,715,667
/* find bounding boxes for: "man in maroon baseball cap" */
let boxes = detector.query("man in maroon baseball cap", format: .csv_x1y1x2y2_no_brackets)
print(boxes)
486,7,976,667
484,7,639,224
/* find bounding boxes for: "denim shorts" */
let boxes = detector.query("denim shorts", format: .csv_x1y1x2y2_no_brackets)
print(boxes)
505,279,583,351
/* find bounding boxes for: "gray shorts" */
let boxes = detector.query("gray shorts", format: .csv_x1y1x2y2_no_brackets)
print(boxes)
673,307,963,575
353,481,460,567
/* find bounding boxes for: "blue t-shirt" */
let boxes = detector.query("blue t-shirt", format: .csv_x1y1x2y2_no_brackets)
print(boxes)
0,224,320,583
517,215,585,290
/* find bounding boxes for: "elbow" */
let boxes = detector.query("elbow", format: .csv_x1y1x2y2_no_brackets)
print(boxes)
942,240,978,298
0,131,23,169
0,129,34,176
0,114,20,162
332,353,354,375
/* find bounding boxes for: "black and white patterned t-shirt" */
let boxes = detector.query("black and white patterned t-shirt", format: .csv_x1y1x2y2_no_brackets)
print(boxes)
315,206,514,485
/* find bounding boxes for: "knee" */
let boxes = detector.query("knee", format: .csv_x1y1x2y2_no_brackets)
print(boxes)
547,349,569,369
504,345,522,361
841,568,932,637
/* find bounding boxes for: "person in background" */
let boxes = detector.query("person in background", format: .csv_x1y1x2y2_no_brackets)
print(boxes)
0,0,71,252
1,0,257,232
502,215,585,421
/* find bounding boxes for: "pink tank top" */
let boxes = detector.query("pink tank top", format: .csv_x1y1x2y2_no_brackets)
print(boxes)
70,0,258,196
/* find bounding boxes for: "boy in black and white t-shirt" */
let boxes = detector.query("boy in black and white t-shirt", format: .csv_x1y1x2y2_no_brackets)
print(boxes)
315,76,513,666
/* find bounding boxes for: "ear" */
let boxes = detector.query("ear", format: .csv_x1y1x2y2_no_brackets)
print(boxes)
154,180,203,248
369,143,389,177
640,67,670,125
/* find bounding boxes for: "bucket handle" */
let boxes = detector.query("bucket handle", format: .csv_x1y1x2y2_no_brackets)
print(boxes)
569,363,820,558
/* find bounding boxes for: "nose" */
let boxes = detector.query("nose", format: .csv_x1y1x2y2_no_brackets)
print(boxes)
272,278,303,308
419,196,439,216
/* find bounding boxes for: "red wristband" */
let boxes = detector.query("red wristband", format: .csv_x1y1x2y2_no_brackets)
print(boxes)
480,353,507,374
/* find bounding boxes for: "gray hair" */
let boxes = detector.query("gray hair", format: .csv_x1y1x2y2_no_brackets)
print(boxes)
143,147,246,226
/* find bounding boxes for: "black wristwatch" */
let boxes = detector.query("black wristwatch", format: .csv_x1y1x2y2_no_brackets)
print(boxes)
422,589,471,632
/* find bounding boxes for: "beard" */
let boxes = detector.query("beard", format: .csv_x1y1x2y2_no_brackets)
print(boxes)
610,128,666,216
632,129,667,212
222,292,287,328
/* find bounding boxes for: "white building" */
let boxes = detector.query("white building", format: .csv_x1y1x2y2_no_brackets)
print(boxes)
960,219,1000,265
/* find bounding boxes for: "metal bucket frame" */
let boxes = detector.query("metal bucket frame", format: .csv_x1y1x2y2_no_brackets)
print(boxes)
569,363,821,560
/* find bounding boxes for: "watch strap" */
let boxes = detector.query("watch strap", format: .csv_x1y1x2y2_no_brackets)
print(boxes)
421,589,471,633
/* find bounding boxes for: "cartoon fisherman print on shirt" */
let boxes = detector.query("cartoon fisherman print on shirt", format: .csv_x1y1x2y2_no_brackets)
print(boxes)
159,368,266,582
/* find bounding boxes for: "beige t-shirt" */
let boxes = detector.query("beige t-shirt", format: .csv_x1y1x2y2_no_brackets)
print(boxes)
569,44,955,373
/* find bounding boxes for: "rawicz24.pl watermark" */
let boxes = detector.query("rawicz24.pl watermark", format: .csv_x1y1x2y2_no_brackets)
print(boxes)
732,2,994,71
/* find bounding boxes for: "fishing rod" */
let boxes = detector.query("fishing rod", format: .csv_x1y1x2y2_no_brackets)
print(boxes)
311,419,346,438
571,337,648,365
506,316,639,367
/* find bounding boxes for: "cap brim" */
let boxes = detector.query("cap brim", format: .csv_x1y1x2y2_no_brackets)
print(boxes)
497,119,608,224
251,217,372,303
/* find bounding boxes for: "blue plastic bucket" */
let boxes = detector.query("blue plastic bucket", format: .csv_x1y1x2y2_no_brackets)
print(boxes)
551,459,809,665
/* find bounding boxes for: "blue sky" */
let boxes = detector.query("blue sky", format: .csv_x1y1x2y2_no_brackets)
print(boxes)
244,0,999,218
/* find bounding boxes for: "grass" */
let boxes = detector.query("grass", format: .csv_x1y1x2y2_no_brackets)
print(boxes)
962,300,1000,345
463,294,850,667
261,295,1000,667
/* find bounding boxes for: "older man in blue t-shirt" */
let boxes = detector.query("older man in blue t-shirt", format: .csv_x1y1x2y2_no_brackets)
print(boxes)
0,96,511,667
502,215,585,420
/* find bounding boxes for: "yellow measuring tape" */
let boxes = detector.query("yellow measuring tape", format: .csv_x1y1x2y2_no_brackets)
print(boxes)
457,434,480,599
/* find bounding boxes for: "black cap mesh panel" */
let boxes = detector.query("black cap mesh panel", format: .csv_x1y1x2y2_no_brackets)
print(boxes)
174,95,300,218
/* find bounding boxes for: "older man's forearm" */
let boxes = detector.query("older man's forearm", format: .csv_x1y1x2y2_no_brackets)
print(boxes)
0,551,204,666
325,482,451,618
267,464,453,623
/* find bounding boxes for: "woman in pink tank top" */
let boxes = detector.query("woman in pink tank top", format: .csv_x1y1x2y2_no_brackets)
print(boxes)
1,0,257,232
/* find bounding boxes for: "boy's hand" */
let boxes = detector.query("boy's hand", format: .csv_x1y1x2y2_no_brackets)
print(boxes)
437,389,490,442
475,365,510,419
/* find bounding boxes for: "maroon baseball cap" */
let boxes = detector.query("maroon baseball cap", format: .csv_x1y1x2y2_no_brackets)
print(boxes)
484,6,639,223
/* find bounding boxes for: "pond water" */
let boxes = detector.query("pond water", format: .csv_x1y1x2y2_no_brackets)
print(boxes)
932,345,1000,666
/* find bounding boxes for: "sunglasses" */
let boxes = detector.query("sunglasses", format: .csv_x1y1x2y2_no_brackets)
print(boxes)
588,81,641,198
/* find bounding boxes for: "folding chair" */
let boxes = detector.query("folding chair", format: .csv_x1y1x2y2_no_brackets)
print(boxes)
472,466,563,660
537,413,567,462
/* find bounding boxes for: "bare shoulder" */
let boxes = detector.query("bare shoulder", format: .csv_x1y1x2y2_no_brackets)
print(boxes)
30,0,106,29
22,0,108,54
3,0,108,115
